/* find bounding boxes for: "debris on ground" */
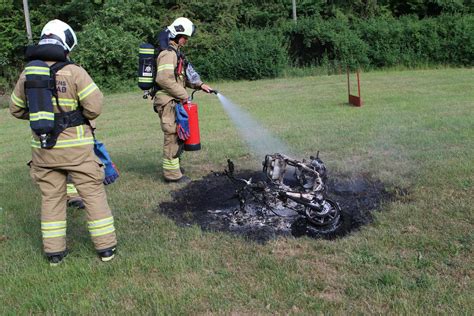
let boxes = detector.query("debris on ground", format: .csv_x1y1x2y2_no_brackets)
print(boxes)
159,153,402,242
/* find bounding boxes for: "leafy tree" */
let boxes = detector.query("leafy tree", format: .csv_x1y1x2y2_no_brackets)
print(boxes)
1,0,473,91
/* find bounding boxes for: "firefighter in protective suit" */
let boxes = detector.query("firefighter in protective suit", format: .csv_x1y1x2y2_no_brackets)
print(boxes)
9,19,117,265
154,17,213,182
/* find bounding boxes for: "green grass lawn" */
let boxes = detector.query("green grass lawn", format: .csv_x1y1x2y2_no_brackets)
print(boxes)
1,68,473,314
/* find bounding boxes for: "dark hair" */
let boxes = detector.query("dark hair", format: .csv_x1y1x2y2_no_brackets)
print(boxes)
171,34,186,43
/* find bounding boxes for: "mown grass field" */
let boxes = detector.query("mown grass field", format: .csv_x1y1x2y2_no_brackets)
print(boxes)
0,68,473,314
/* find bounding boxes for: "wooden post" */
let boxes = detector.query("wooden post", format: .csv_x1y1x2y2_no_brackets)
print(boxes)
22,0,33,44
347,68,363,107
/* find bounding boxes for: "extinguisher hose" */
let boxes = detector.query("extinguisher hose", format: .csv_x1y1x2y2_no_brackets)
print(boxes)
190,89,219,101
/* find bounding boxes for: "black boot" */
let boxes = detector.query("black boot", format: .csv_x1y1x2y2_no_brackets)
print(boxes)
98,246,116,262
47,250,68,267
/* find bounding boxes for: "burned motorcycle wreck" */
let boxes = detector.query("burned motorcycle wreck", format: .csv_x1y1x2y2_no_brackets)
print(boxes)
224,153,351,239
159,151,394,242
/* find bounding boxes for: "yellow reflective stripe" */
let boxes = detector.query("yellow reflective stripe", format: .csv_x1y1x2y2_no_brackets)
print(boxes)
67,184,78,195
89,225,115,237
139,77,154,83
76,125,84,140
88,216,114,229
41,220,67,239
139,48,154,54
31,137,94,148
11,93,25,108
30,111,55,121
157,64,175,72
78,82,98,100
41,221,67,230
25,66,50,76
42,229,66,238
54,98,78,109
88,217,115,237
163,158,180,170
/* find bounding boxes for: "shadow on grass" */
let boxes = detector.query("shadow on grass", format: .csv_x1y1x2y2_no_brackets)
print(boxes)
113,152,163,181
1,165,42,251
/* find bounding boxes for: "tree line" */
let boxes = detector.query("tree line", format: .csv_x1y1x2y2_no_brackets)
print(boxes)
1,0,473,91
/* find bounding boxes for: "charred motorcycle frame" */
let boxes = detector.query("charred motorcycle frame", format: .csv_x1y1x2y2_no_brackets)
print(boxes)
225,153,350,237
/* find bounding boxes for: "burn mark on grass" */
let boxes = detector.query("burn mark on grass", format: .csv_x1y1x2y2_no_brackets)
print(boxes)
158,170,403,243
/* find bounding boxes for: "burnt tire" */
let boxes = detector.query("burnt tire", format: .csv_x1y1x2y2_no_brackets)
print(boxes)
291,209,352,239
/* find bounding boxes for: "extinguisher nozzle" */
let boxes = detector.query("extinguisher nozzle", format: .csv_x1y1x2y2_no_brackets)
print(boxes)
210,89,219,95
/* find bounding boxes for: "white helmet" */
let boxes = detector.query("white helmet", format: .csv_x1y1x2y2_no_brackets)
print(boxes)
167,17,196,38
39,19,77,52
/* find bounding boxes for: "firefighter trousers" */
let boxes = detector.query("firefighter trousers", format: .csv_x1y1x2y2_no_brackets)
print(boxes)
30,159,117,255
155,100,183,181
66,174,80,200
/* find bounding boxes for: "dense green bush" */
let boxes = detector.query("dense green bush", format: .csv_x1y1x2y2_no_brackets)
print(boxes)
284,14,473,70
189,29,288,81
73,22,141,90
283,16,370,70
355,14,474,67
0,0,473,92
0,1,27,92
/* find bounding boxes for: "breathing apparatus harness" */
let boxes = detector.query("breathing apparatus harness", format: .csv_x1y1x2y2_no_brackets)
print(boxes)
23,42,120,184
138,29,202,100
24,44,88,149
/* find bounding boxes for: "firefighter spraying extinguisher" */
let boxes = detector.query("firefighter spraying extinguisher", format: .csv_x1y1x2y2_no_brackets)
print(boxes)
148,17,216,183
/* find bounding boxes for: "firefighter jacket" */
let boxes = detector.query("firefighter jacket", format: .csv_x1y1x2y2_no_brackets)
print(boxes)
153,41,202,106
10,62,103,167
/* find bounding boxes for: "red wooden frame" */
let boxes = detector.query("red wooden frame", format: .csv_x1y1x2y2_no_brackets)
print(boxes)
347,69,363,107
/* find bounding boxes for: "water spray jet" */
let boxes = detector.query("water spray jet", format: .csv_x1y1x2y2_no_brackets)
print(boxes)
215,93,292,158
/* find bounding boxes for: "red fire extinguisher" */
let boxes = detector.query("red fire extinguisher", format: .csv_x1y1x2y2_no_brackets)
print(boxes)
183,89,218,151
183,100,201,151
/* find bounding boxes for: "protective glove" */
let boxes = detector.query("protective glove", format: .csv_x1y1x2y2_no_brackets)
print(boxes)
104,162,119,185
175,103,190,141
94,139,119,185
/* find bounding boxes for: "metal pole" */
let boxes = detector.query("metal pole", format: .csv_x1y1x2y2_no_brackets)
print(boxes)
292,0,297,23
22,0,33,44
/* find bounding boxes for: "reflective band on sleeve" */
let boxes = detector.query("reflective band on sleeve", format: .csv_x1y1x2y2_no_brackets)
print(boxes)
31,137,94,148
30,111,55,121
78,82,98,100
25,66,50,76
162,158,180,170
139,48,155,54
11,93,25,108
157,64,175,72
139,77,154,83
88,217,115,237
66,184,78,195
